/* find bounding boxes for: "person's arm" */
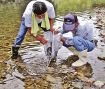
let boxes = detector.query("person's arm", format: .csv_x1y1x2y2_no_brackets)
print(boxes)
76,22,94,41
62,32,74,46
49,18,61,34
28,27,48,44
28,27,33,36
49,18,55,33
46,1,55,32
49,18,54,29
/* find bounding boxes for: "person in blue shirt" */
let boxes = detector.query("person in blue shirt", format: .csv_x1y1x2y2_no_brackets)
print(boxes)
55,13,97,67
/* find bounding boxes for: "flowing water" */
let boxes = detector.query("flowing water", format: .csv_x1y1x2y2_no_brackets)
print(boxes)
0,8,105,89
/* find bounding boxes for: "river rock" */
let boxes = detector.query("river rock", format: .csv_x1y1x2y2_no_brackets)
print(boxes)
12,69,25,79
93,80,105,88
46,74,56,83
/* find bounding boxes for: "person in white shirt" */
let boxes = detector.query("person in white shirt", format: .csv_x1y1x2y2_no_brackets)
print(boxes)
56,13,97,67
11,0,55,59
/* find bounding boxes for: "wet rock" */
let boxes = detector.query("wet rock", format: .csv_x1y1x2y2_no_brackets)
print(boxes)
61,69,69,74
78,76,95,84
47,67,55,74
72,81,83,89
51,77,63,89
46,74,56,83
0,74,25,89
63,83,71,89
75,63,93,78
61,55,79,67
57,46,73,62
15,62,28,76
35,77,50,89
62,72,78,86
93,80,105,88
100,32,105,37
0,62,7,80
68,67,76,73
97,56,105,61
48,59,57,68
95,25,103,29
61,65,67,69
58,65,69,74
6,59,15,65
24,76,37,89
12,69,25,80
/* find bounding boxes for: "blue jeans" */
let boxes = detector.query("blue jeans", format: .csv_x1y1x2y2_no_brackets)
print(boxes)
63,36,95,52
73,36,95,52
13,19,28,46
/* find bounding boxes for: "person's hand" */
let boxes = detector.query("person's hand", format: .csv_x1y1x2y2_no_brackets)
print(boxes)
50,28,55,33
61,37,66,42
50,28,59,34
36,35,48,45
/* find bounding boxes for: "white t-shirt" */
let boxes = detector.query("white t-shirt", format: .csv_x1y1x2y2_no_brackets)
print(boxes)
22,0,55,27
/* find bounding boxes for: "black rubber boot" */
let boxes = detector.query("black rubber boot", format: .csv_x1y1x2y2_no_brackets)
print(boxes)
11,46,20,59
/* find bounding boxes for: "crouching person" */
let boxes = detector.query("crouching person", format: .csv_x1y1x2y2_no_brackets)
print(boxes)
57,13,97,67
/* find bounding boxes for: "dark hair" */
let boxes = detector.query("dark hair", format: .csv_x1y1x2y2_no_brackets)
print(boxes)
32,2,47,15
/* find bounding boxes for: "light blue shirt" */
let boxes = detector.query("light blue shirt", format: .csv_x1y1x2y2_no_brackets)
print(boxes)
75,22,93,41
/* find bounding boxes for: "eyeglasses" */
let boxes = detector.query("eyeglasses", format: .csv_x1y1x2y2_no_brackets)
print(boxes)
64,18,75,25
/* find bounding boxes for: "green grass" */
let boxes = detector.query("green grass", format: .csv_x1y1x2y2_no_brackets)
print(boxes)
56,0,92,15
92,0,105,4
54,0,105,15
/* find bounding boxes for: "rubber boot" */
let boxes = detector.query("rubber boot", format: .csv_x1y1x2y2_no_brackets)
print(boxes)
11,46,20,59
69,47,88,67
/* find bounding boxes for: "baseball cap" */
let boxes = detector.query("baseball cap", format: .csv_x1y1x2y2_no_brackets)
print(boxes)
63,13,77,32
